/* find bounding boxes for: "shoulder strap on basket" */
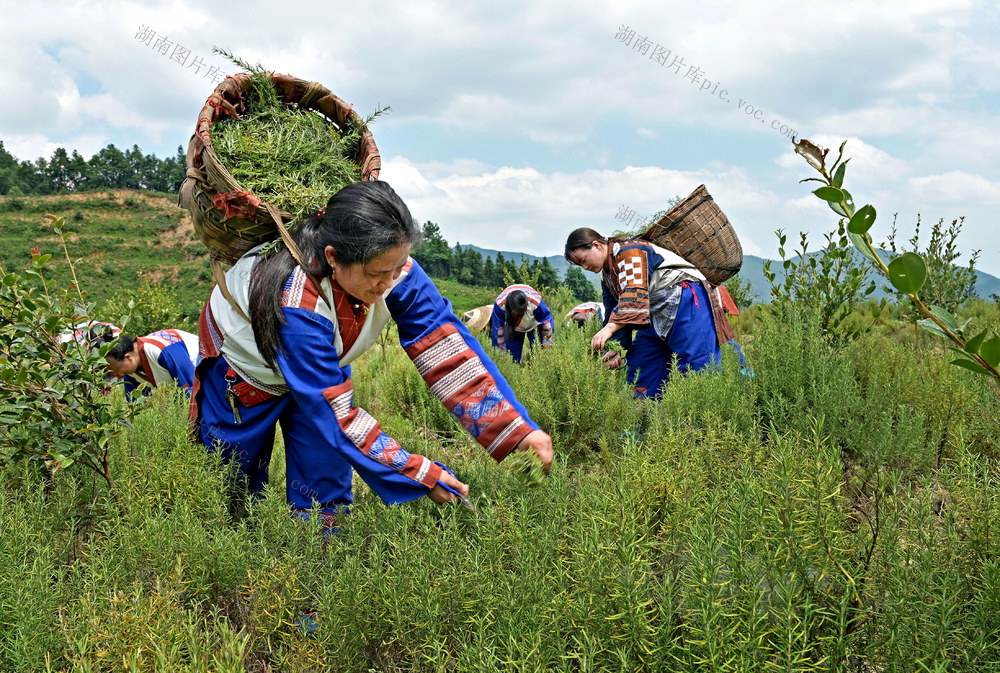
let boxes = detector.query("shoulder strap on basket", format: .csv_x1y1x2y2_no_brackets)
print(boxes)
211,258,250,322
211,203,335,323
263,202,333,311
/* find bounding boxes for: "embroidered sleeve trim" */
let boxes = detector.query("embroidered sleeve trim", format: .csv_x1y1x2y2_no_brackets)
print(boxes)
406,323,533,461
322,381,441,488
539,319,554,348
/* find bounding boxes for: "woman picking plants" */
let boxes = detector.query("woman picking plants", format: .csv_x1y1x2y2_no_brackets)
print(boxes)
490,285,555,364
564,227,740,398
190,181,553,525
103,329,200,402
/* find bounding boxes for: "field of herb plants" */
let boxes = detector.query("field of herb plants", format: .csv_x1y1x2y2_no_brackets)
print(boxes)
3,279,1000,670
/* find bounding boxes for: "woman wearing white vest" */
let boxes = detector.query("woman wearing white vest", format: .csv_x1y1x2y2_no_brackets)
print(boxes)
190,182,553,527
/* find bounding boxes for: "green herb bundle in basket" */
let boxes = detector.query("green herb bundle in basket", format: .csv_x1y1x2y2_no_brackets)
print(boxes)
178,52,383,268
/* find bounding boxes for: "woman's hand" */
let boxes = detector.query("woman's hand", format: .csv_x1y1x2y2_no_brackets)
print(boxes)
518,429,554,474
428,469,470,504
601,350,622,370
591,324,618,351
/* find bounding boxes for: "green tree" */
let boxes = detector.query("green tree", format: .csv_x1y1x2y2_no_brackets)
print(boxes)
482,256,495,288
537,258,559,290
564,265,598,302
763,220,882,348
885,214,978,315
461,247,484,286
412,221,452,278
46,148,75,192
88,144,129,189
494,252,509,286
722,274,756,310
0,142,14,193
794,137,1000,387
451,243,465,282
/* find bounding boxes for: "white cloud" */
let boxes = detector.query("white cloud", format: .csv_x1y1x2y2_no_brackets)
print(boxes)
381,155,784,262
776,135,912,184
906,171,1000,204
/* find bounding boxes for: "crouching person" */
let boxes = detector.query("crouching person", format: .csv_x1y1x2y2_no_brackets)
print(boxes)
104,330,200,401
490,285,555,364
190,181,553,527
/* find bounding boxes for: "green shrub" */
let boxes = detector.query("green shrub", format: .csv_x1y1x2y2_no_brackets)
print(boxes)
491,323,642,461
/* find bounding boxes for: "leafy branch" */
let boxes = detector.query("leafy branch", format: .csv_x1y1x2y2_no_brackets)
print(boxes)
0,214,134,515
793,138,1000,387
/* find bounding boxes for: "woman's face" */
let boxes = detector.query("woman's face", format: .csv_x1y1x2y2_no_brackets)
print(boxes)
326,243,412,303
105,351,139,377
571,240,606,274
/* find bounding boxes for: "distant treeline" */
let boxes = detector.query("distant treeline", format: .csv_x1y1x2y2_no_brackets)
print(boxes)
0,140,186,196
412,221,598,302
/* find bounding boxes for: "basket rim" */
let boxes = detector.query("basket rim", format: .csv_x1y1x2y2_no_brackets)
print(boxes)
179,71,382,262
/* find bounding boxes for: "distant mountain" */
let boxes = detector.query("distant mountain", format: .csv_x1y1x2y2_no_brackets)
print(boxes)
462,245,1000,304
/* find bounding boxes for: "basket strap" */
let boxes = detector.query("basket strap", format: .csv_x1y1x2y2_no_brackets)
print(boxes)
211,258,251,323
661,263,743,272
263,202,333,311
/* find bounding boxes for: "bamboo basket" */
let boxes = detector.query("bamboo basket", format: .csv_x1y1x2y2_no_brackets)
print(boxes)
178,72,381,266
640,184,742,285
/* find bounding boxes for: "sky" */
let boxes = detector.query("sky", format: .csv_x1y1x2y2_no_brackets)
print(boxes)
2,0,998,275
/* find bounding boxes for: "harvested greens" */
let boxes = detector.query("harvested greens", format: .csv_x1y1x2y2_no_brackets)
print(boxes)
210,49,385,222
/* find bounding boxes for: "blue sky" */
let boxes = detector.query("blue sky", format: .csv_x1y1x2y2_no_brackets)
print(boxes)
2,0,998,275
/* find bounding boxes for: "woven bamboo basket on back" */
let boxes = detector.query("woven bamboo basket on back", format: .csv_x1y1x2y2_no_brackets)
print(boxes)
640,184,742,285
178,72,381,266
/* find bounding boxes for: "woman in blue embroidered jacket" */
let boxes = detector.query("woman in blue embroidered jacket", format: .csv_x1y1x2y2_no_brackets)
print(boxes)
490,285,555,364
190,182,553,522
564,228,739,399
104,330,200,402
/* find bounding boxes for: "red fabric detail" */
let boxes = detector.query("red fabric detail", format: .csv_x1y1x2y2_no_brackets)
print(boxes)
404,323,532,461
322,380,353,403
132,337,158,388
716,286,740,316
331,280,368,353
682,282,700,309
212,190,262,221
402,454,442,489
189,301,219,431
226,366,276,407
299,273,320,313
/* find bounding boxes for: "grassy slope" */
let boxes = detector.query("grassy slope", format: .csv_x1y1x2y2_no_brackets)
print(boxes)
0,190,213,320
0,191,510,323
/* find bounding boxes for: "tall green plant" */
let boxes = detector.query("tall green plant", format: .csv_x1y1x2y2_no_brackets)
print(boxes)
0,215,134,513
794,138,1000,388
99,273,186,337
763,217,884,347
885,213,979,315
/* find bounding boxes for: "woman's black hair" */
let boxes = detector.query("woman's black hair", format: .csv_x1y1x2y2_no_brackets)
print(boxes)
504,290,529,332
564,227,630,266
106,334,135,362
248,181,421,367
